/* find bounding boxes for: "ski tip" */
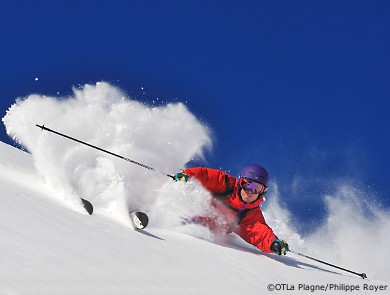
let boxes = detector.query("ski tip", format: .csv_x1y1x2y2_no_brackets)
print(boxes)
81,198,93,215
129,211,149,230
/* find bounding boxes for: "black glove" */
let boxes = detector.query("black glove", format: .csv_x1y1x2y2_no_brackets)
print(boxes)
173,172,190,182
270,238,289,255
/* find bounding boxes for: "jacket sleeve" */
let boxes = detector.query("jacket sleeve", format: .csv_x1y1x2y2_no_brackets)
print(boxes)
183,167,236,195
238,208,278,253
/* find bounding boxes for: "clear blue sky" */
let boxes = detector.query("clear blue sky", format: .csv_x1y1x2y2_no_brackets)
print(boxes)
1,1,389,229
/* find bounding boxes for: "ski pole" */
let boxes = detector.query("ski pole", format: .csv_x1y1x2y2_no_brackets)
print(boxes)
289,249,367,279
36,124,175,179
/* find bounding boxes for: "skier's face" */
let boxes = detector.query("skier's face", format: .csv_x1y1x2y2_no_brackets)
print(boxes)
240,188,260,203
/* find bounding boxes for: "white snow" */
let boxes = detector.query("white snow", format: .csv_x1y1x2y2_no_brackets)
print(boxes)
1,82,389,294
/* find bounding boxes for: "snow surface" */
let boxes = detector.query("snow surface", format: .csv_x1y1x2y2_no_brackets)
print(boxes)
1,82,389,294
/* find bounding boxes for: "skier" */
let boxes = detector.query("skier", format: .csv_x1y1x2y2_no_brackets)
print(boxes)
173,164,289,255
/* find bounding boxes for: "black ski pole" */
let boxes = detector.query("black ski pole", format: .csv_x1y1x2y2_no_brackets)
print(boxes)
36,124,175,179
289,249,367,279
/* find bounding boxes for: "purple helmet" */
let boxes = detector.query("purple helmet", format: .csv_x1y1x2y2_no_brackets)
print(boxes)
239,164,269,187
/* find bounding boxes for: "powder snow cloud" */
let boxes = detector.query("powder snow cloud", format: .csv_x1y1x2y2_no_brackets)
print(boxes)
3,82,212,223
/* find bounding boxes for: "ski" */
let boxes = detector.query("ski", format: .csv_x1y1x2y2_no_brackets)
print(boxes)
129,211,149,230
80,198,148,231
81,198,93,215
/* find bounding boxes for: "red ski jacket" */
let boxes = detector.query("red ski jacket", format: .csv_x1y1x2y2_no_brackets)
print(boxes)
183,167,278,253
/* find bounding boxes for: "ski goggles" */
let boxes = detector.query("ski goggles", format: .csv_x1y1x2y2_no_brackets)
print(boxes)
239,177,267,194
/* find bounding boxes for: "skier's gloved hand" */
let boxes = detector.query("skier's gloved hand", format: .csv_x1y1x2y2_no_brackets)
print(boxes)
173,172,190,182
270,238,289,255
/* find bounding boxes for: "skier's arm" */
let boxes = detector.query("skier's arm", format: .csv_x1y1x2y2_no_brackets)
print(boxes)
238,209,278,253
182,167,236,195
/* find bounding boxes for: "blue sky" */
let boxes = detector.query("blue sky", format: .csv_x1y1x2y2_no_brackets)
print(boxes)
1,1,389,228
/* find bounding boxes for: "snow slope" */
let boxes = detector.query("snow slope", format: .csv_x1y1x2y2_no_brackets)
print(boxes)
0,142,388,294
